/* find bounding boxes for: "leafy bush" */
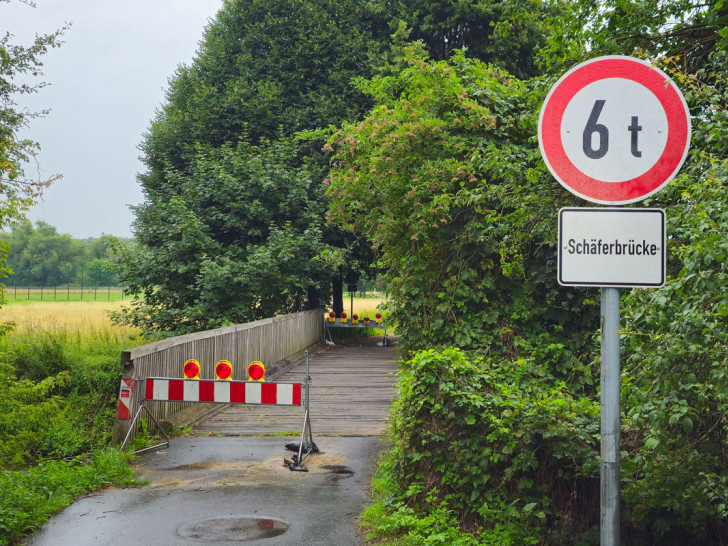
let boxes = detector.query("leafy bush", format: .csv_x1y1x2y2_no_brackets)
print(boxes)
381,348,599,543
0,321,144,543
329,29,728,544
614,55,728,544
0,361,67,468
9,332,70,382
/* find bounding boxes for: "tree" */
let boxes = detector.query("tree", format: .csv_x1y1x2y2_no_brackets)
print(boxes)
117,0,397,334
1,1,65,287
114,136,334,333
3,220,87,285
326,45,606,541
327,45,597,354
542,1,728,541
374,0,563,78
325,3,728,543
542,0,728,73
0,1,64,223
119,0,566,334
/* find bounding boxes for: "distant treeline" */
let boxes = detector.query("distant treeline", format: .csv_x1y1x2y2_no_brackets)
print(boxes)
0,220,131,287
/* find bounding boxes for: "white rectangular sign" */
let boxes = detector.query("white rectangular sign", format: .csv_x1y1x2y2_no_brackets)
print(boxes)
558,208,665,287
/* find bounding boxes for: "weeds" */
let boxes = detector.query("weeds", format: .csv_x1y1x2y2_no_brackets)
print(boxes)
0,301,146,543
0,449,141,545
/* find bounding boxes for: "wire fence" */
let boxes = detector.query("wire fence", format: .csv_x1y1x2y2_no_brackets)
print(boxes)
1,284,128,302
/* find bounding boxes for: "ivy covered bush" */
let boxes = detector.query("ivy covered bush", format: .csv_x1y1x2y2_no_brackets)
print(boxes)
388,348,599,543
615,54,728,544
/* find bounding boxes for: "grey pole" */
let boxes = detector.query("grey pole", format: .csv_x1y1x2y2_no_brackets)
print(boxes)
601,287,621,545
304,350,311,414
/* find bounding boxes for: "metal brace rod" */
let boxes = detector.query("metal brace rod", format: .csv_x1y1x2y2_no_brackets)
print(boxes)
292,350,315,471
121,403,170,454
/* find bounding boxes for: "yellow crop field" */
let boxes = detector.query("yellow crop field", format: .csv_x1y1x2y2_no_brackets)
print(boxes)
332,296,387,318
0,297,388,338
0,300,140,337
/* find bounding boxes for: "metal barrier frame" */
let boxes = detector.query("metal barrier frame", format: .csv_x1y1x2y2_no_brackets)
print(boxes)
121,351,317,471
324,317,388,346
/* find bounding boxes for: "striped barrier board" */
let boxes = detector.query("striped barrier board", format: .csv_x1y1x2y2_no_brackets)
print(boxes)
116,378,135,420
145,378,302,406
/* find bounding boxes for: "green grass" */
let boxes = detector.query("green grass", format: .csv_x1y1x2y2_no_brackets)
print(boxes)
0,449,142,545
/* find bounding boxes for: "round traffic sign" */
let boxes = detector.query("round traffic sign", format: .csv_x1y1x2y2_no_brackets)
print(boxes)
538,56,691,204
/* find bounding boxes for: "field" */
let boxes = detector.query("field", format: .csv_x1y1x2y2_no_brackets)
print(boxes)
0,297,386,335
334,296,386,319
0,300,139,336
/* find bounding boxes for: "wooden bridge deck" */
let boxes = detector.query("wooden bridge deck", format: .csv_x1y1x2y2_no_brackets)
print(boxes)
194,338,399,437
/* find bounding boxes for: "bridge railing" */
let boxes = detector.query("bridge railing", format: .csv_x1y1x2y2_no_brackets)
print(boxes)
111,309,323,445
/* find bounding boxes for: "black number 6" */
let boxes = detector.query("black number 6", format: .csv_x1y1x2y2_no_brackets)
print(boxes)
583,100,608,159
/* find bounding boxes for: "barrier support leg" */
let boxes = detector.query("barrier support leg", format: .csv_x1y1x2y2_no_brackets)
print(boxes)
291,350,315,472
121,403,170,455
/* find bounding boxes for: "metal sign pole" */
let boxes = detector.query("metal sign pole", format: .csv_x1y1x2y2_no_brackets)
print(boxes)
601,287,621,545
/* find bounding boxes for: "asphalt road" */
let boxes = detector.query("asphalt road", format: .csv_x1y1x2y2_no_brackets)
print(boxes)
26,436,387,545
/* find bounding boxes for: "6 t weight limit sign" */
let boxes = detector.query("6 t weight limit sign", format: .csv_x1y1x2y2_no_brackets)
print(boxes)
539,56,691,204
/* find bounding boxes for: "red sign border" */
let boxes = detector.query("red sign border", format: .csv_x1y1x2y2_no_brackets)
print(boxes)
539,56,691,204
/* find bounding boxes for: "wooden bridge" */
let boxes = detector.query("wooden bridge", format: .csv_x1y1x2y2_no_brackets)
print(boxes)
112,310,398,444
196,336,398,437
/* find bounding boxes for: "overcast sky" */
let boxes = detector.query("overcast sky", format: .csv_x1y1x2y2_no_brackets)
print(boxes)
4,0,223,239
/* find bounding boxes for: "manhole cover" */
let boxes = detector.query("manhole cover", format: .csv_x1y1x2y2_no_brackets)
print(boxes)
177,516,289,542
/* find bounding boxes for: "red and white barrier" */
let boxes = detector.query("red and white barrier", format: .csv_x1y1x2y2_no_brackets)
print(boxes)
145,378,302,406
117,378,135,420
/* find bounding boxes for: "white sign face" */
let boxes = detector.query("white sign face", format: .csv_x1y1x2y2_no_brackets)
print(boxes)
561,78,669,182
539,56,691,205
558,208,666,287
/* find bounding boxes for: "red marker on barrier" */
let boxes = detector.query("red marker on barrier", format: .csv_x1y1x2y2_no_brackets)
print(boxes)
248,361,265,382
215,360,233,381
183,359,201,379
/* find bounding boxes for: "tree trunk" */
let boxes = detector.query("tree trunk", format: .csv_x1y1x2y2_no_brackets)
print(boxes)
306,285,321,310
332,275,344,317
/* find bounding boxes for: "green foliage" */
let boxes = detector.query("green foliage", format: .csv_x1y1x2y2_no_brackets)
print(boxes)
115,137,335,333
374,0,563,78
0,322,144,543
0,361,66,468
0,326,135,467
0,449,140,545
0,221,125,287
543,0,728,73
381,348,599,542
327,47,599,359
0,1,65,225
121,0,398,334
611,56,728,543
10,330,70,382
329,6,728,541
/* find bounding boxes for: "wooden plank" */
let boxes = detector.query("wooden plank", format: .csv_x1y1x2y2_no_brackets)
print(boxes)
194,341,399,437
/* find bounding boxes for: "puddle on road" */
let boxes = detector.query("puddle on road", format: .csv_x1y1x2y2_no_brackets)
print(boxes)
320,464,354,476
321,464,355,486
165,462,218,471
177,515,288,542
